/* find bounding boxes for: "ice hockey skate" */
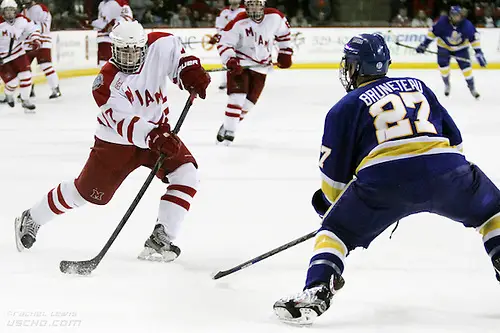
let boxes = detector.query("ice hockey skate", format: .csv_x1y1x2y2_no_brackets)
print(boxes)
444,83,450,96
469,87,480,99
138,224,181,262
273,274,344,325
22,99,36,114
14,210,40,252
3,94,15,107
216,124,235,145
494,258,500,283
49,86,62,99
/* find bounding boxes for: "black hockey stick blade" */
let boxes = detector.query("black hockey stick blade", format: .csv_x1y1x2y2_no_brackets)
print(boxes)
211,230,317,280
59,93,196,276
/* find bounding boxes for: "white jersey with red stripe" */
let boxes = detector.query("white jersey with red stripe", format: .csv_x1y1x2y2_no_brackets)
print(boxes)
0,15,40,64
92,0,134,44
22,3,52,50
92,32,186,148
215,5,246,32
218,8,291,74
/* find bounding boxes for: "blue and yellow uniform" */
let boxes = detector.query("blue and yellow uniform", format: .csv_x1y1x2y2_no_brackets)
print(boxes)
305,34,500,290
417,6,487,98
273,33,500,325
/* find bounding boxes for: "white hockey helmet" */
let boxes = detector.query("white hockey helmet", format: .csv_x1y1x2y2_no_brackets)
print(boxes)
244,0,265,22
1,0,18,23
109,21,148,74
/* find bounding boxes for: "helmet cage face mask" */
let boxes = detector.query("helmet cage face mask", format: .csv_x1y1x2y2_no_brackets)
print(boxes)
245,0,264,22
339,56,360,92
3,7,16,22
112,44,148,74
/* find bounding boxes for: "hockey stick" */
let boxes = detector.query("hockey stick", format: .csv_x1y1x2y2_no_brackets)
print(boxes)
59,92,197,276
206,64,275,73
394,41,472,64
211,230,317,280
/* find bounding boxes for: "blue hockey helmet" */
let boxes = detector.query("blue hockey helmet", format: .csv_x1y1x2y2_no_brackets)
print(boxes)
339,33,391,92
449,5,464,24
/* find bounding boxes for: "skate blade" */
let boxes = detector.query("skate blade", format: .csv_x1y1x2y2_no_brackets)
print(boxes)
137,248,178,263
215,139,232,146
273,306,318,326
14,217,25,252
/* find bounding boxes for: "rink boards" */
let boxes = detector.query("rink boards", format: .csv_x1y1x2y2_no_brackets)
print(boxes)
2,27,500,89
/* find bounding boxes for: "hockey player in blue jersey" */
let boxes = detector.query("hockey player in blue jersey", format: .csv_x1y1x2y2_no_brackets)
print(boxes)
416,5,486,98
273,33,500,325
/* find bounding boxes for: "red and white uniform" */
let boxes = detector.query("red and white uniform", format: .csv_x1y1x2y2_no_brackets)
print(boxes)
29,32,199,241
0,14,39,100
92,0,133,66
22,3,51,50
93,33,184,147
0,14,39,63
218,8,292,75
93,0,133,44
215,5,246,32
22,2,59,90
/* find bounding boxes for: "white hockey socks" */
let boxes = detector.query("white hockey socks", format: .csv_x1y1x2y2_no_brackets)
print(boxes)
30,180,87,225
240,99,255,122
18,71,33,101
224,93,246,132
157,163,198,240
40,62,60,89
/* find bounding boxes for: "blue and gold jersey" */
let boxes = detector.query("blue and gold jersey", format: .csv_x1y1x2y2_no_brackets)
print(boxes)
426,15,480,51
320,76,465,203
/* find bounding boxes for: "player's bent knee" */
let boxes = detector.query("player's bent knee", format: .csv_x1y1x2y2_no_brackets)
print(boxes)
168,163,199,191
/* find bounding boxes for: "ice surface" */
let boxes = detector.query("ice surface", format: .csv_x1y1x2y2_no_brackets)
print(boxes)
1,69,499,333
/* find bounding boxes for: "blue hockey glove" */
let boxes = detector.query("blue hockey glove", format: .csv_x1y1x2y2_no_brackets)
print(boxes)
475,50,487,67
312,189,331,218
416,43,428,54
416,38,431,54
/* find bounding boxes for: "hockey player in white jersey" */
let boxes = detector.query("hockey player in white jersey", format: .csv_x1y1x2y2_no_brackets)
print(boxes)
92,0,133,68
0,0,40,113
21,0,61,99
14,21,211,262
215,0,293,144
209,0,245,90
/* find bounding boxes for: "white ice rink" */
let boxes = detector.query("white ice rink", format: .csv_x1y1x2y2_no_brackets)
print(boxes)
1,69,499,333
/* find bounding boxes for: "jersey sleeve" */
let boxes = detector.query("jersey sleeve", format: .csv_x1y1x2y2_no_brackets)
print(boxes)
148,33,186,84
218,23,239,65
320,103,356,203
22,17,41,43
466,21,481,51
215,11,227,32
274,15,292,53
121,5,133,20
92,68,157,149
424,84,463,150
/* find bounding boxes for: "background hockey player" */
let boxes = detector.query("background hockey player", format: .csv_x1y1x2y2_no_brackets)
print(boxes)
416,5,486,98
273,33,500,325
92,0,133,68
208,0,245,90
215,0,293,145
21,0,61,99
14,21,211,263
0,0,40,113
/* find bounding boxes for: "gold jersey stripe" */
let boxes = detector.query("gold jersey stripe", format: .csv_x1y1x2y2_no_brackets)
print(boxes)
356,138,460,173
